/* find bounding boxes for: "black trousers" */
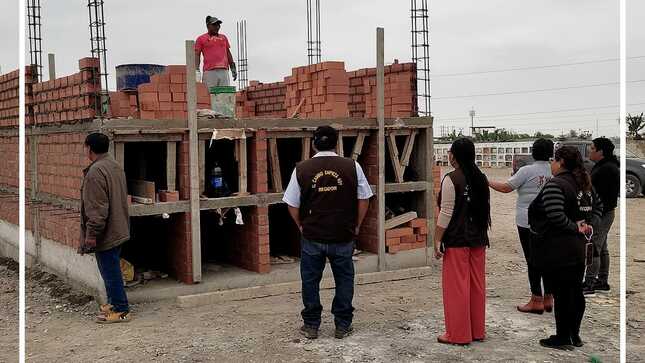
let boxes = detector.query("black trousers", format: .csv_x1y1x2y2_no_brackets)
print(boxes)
544,264,586,341
517,227,551,296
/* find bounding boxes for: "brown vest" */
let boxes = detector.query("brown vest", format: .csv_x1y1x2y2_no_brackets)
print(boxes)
438,168,489,248
296,156,358,243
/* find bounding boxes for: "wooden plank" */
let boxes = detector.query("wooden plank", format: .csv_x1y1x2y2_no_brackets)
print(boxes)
199,141,206,195
351,132,367,160
129,179,156,200
336,131,344,156
131,196,154,205
186,40,202,282
113,134,183,143
289,98,306,118
399,130,417,177
386,133,404,183
384,181,427,193
385,211,418,230
129,201,190,216
301,137,311,160
376,27,386,272
114,142,125,168
166,142,177,191
238,137,248,195
268,138,283,192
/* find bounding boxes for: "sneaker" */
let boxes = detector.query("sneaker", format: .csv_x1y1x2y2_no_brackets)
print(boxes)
335,325,354,339
539,335,574,351
594,282,610,293
571,335,584,347
300,325,319,339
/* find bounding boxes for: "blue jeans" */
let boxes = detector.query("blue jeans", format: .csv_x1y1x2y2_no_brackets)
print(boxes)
95,246,129,313
300,238,355,329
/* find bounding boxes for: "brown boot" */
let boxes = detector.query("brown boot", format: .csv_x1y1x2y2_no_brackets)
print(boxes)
543,294,554,313
517,295,544,314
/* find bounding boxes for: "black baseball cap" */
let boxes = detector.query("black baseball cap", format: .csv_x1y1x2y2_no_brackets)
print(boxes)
206,16,222,25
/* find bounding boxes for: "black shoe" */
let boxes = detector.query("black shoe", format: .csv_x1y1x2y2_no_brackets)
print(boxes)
335,325,354,339
571,336,584,347
594,282,610,293
300,325,319,339
583,284,596,296
539,335,574,350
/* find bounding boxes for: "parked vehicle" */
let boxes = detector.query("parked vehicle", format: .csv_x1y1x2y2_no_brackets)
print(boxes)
511,140,594,175
626,149,645,198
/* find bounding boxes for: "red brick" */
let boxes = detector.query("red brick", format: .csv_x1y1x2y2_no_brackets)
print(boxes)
159,190,179,202
386,237,400,247
409,218,427,228
401,234,417,244
78,57,100,69
172,92,186,102
385,227,414,239
170,74,184,84
158,92,171,102
165,65,186,74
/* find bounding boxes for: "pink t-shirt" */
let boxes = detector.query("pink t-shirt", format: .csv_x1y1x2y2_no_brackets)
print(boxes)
195,33,230,71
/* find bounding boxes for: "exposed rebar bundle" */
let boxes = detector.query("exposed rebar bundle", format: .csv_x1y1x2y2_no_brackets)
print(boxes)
88,0,110,117
411,0,431,116
306,0,321,65
26,0,43,82
237,20,249,90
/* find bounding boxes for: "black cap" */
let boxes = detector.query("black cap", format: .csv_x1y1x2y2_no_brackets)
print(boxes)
206,16,222,25
313,126,338,151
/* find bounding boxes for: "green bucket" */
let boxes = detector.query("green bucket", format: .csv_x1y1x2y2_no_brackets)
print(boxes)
209,86,236,94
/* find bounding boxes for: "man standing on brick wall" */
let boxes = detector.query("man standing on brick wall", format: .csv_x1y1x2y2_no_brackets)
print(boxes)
78,133,131,324
283,126,373,339
195,15,237,89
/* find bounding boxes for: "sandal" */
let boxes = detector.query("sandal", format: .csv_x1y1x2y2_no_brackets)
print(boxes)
96,310,131,324
437,334,469,346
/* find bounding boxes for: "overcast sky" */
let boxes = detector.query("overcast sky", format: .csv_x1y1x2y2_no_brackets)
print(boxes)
2,1,643,137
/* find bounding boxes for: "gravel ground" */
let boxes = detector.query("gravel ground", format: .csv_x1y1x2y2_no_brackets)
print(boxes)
0,168,624,362
0,257,18,363
627,196,645,362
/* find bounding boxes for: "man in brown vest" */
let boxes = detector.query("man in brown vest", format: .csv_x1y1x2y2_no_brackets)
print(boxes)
283,126,373,339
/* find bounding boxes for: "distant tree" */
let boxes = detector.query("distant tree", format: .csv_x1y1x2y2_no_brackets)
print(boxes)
534,131,555,139
627,113,645,140
568,129,579,139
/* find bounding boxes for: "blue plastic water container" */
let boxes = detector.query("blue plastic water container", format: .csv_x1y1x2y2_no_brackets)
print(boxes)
115,64,166,90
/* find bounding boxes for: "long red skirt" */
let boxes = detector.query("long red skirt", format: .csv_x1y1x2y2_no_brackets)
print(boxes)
441,246,486,344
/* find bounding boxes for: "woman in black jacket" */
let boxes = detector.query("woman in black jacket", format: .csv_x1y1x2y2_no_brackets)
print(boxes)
434,138,491,345
530,146,603,350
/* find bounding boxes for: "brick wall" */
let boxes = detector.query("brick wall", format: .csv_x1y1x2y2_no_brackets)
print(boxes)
35,133,89,200
357,133,379,253
30,58,101,125
0,67,36,127
284,62,350,119
0,136,19,188
353,62,417,119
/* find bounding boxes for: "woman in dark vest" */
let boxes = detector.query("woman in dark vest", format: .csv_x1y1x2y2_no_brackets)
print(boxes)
529,146,603,350
434,138,491,345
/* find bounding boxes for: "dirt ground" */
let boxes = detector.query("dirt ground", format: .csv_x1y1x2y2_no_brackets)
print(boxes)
2,168,624,362
0,257,18,363
627,196,645,361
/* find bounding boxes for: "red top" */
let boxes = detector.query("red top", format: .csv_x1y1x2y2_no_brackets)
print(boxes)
195,33,230,71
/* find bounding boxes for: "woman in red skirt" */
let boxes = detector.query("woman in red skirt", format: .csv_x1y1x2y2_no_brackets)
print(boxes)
434,138,491,345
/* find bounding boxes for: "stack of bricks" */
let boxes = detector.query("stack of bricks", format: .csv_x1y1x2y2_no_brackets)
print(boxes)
36,133,89,200
0,67,36,127
284,61,350,119
385,218,428,254
137,65,211,120
30,57,101,125
347,68,374,118
109,91,139,118
356,62,417,119
235,81,287,118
